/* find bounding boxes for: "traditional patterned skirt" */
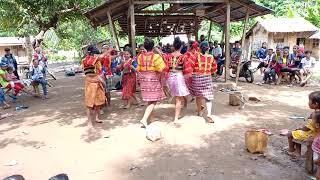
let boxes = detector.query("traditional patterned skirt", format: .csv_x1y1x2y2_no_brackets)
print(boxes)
313,135,320,154
122,72,137,100
105,77,113,92
85,75,106,108
191,74,214,101
167,71,189,97
184,74,193,95
139,71,165,102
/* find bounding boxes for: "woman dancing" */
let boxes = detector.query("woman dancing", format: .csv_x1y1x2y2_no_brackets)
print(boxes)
82,45,106,127
164,37,190,122
191,41,217,123
137,38,166,127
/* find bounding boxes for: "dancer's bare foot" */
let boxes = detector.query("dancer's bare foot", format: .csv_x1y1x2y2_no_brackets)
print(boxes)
95,119,103,123
0,113,13,120
205,116,215,123
140,119,148,128
287,150,301,158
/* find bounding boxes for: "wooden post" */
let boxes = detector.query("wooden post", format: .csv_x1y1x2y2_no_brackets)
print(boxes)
129,0,136,56
107,10,120,51
208,20,213,42
224,1,231,82
235,8,250,85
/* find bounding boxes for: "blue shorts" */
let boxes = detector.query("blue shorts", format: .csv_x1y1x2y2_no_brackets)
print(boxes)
0,88,6,103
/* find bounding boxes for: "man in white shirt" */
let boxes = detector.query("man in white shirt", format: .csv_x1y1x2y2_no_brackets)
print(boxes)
29,59,48,99
300,50,315,87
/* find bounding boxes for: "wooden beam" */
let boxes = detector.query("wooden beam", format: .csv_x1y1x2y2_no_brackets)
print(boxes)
208,21,213,42
107,10,120,50
133,0,225,4
235,8,249,85
129,0,137,56
224,0,231,82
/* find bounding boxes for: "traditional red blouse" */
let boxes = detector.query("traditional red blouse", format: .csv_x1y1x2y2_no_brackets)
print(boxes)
82,55,102,75
183,49,198,75
163,53,184,73
193,53,217,75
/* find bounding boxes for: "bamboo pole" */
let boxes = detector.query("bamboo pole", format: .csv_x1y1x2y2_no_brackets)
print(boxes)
208,20,213,42
129,0,136,56
235,8,250,85
107,10,120,51
224,1,231,82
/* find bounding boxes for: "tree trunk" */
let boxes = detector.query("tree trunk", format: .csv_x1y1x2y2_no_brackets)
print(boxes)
25,36,33,64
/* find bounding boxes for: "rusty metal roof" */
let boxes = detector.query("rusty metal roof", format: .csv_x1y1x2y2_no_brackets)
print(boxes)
84,0,272,37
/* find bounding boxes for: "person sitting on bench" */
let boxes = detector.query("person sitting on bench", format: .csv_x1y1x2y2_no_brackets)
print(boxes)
287,91,320,157
300,50,315,87
29,59,49,100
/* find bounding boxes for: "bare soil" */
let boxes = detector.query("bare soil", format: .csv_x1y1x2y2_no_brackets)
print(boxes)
0,71,318,180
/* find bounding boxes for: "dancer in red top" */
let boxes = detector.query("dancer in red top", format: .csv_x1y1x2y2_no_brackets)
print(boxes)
82,45,106,127
116,49,139,109
191,41,217,123
164,37,190,122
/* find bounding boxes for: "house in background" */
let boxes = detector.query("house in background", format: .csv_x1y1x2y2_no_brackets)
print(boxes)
307,31,320,60
0,37,29,64
245,17,319,60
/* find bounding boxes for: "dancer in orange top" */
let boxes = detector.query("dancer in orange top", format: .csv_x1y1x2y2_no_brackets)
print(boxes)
137,38,166,127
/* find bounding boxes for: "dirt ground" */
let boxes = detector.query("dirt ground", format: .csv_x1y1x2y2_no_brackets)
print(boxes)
0,70,319,180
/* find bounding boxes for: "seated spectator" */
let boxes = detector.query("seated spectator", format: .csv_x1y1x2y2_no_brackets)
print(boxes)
300,50,315,87
3,175,25,180
256,47,272,76
0,63,24,99
0,88,10,109
255,42,268,75
29,59,49,99
230,41,242,74
279,49,300,86
49,173,69,180
5,67,23,95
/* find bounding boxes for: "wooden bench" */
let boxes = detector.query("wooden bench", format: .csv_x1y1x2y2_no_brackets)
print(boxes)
293,139,314,174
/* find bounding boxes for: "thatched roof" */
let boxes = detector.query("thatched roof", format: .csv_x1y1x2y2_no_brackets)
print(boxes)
84,0,272,37
258,17,318,33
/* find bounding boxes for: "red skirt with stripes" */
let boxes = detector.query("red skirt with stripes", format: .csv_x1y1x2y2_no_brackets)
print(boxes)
122,72,137,100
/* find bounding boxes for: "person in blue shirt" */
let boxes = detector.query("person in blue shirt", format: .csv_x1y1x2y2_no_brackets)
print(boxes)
1,48,19,80
255,42,268,75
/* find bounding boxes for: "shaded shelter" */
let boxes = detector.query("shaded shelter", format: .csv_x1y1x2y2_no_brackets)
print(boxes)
84,0,272,81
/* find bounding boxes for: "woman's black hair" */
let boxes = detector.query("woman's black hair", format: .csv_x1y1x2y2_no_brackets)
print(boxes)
124,47,133,56
188,40,195,49
3,175,25,180
49,174,69,180
313,111,320,124
305,50,312,55
138,44,144,49
173,37,182,51
309,91,320,105
87,45,100,55
144,38,154,52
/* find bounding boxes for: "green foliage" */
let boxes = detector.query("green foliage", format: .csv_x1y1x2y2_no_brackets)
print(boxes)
305,0,320,27
48,54,67,61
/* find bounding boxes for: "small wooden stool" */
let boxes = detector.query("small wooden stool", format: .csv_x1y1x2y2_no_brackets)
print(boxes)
293,139,314,174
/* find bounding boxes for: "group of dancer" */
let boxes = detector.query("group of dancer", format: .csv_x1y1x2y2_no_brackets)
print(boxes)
82,37,217,127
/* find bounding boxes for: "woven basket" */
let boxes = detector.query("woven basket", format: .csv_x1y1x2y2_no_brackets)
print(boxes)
245,130,268,154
